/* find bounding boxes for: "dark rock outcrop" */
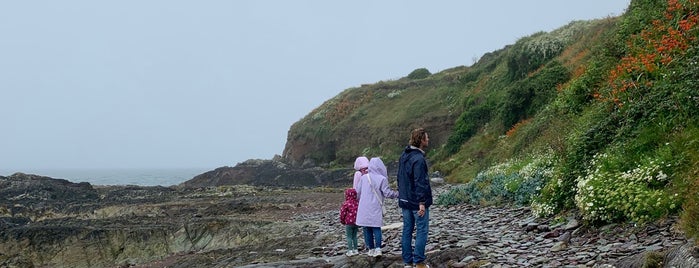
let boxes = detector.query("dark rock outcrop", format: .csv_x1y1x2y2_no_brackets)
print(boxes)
0,173,99,219
179,159,353,188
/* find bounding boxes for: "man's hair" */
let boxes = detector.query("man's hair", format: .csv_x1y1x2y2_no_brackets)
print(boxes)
409,128,427,148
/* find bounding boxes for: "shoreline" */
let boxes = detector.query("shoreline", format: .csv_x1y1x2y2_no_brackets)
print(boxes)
0,167,209,187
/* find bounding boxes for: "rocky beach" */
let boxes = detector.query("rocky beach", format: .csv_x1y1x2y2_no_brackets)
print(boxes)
234,185,698,268
1,172,697,267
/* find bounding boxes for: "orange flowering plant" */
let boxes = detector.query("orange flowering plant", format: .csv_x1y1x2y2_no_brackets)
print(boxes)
597,0,699,107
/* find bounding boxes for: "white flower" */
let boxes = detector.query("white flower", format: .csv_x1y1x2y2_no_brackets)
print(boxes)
656,171,668,181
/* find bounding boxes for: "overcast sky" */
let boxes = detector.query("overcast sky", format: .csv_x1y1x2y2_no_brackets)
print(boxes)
0,1,630,170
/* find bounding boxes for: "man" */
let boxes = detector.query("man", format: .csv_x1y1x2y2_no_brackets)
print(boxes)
397,128,432,268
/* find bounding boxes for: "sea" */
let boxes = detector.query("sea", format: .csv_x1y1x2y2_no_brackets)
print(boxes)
0,168,210,187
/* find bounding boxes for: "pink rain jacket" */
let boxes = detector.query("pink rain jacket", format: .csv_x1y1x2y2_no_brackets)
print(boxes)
340,188,359,225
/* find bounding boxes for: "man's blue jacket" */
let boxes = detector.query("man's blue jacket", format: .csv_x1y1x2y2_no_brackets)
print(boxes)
397,146,433,210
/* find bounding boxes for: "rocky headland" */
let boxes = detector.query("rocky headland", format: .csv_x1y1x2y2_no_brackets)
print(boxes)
1,170,698,268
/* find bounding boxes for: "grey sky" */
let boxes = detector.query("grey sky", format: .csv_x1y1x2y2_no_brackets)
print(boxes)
1,1,629,170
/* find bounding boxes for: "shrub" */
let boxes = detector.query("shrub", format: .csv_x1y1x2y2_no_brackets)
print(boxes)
563,0,698,225
515,156,554,205
499,61,571,128
681,178,699,241
574,151,680,223
407,68,431,80
443,98,493,155
536,103,618,213
677,125,699,240
505,21,586,81
436,153,554,207
680,174,699,240
531,169,567,217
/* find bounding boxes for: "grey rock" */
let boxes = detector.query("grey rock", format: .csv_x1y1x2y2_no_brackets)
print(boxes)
430,177,445,184
551,241,568,252
564,218,579,230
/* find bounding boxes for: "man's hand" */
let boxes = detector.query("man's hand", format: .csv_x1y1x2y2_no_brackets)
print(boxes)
418,204,426,217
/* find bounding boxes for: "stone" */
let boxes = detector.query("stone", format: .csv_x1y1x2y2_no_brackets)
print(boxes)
458,239,479,248
551,241,568,252
564,219,580,230
430,177,445,184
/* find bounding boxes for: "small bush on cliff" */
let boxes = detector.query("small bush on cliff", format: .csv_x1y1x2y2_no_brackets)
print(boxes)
498,61,571,128
407,68,431,79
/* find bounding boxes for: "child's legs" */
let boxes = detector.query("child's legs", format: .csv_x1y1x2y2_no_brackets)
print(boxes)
344,225,352,249
371,227,382,249
362,226,375,249
346,225,358,250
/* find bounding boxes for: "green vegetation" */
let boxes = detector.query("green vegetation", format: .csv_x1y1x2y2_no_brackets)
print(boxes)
436,152,555,207
441,0,697,231
286,0,699,240
407,68,432,80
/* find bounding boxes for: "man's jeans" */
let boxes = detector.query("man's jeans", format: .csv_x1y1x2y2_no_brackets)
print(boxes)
401,208,429,264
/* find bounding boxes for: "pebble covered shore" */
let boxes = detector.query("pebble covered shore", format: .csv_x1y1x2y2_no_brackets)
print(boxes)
297,186,689,267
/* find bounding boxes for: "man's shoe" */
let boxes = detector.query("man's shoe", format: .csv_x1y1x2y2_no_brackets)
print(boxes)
415,263,430,268
345,250,357,256
373,248,382,257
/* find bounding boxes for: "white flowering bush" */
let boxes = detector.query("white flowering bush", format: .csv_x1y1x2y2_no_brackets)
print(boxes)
387,90,403,98
531,200,556,217
513,155,555,206
574,153,680,223
436,152,555,206
525,20,593,58
531,175,565,217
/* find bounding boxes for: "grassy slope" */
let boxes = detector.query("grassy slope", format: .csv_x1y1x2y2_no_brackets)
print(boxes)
434,0,699,238
285,0,699,239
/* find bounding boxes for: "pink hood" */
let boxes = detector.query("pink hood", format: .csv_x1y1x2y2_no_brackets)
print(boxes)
354,156,369,171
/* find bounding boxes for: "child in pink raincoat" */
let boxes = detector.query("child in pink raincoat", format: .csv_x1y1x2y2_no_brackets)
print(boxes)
339,188,359,256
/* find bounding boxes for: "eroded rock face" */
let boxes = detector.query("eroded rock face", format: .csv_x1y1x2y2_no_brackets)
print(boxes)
281,117,455,168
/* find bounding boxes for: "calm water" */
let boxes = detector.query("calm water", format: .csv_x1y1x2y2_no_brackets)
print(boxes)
0,168,210,186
